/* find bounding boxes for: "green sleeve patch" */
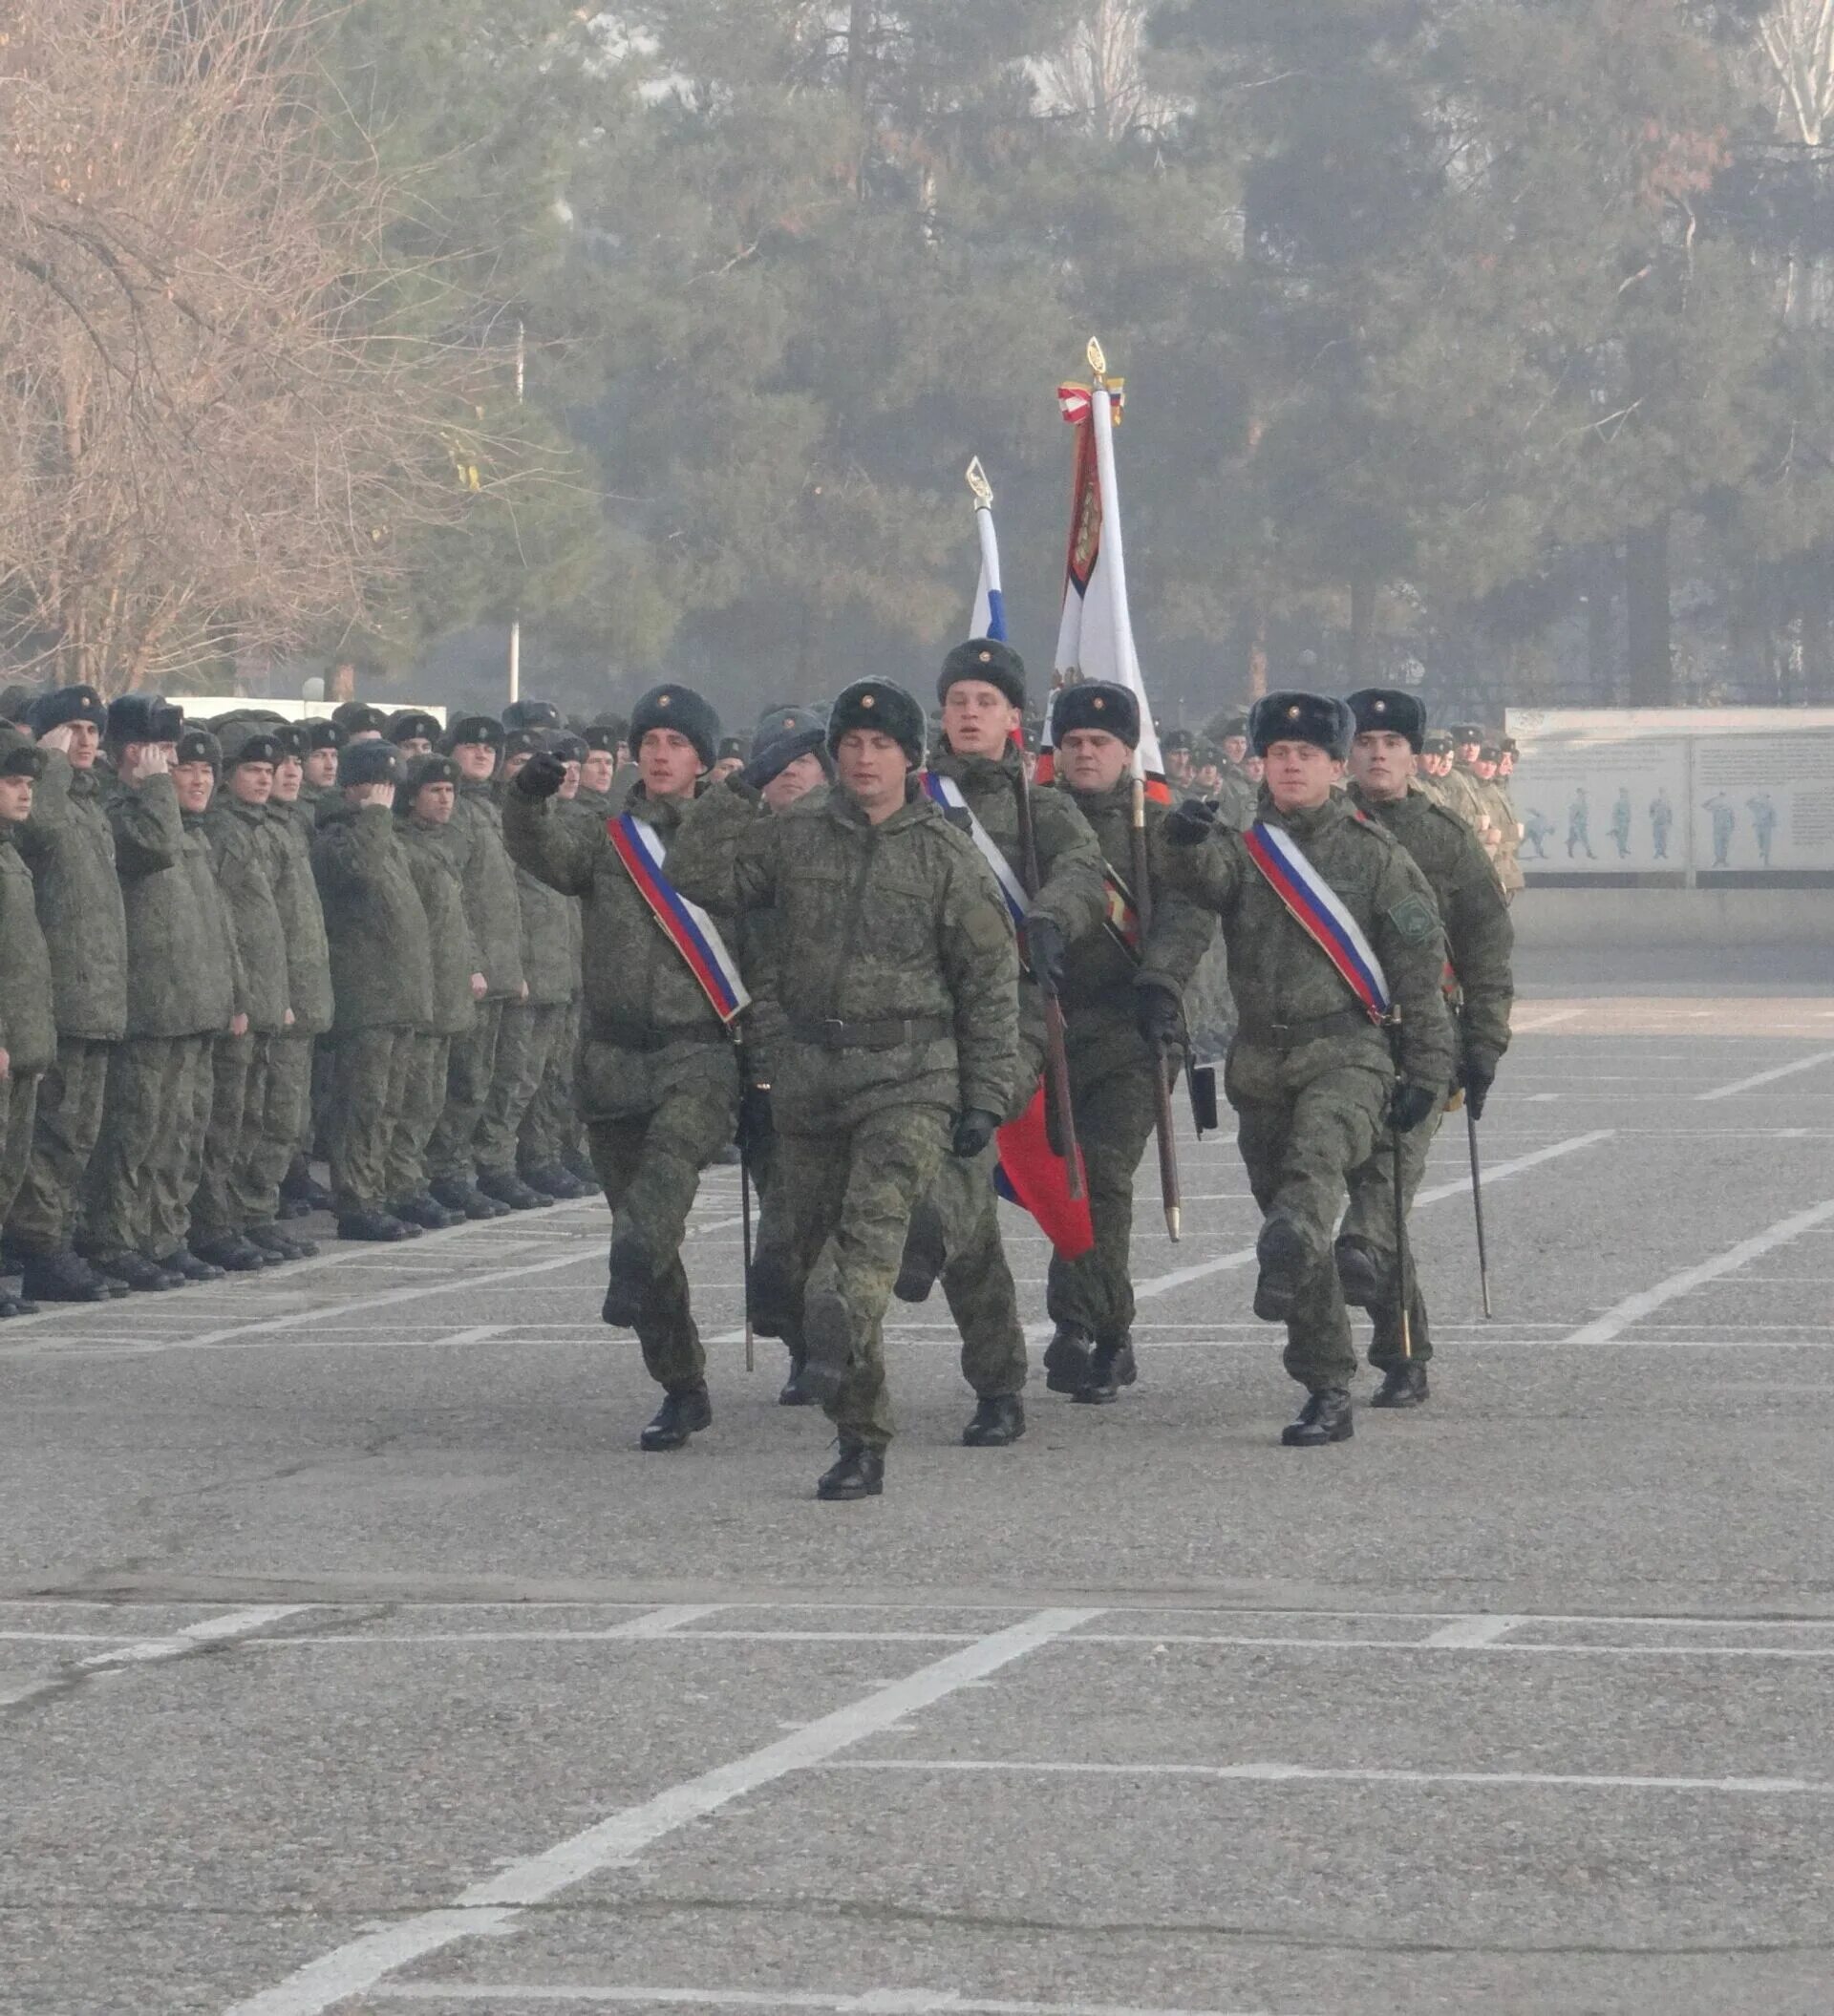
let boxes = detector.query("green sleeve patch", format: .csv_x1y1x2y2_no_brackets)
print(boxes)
1386,892,1439,945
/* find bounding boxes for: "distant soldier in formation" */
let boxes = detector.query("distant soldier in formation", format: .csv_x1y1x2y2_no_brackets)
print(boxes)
1337,690,1513,1405
0,729,53,1320
670,678,1019,1498
1162,691,1456,1446
1042,681,1215,1402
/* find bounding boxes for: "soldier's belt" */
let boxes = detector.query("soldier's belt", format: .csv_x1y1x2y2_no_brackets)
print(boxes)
789,1014,949,1052
1235,1006,1377,1051
588,1018,730,1051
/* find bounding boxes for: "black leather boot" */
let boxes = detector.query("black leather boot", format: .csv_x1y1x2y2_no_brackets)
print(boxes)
778,1354,815,1407
799,1286,853,1410
1371,1362,1430,1409
1074,1336,1136,1406
92,1251,181,1292
246,1222,319,1262
159,1249,224,1284
1281,1387,1354,1447
522,1161,591,1200
19,1250,114,1304
430,1176,510,1221
335,1209,413,1243
393,1193,464,1231
817,1440,885,1500
962,1395,1026,1447
601,1238,650,1328
639,1385,712,1452
1254,1214,1310,1322
192,1233,272,1272
477,1167,551,1212
1042,1322,1093,1394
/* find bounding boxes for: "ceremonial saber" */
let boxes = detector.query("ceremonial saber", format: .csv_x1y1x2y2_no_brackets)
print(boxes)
1467,1100,1493,1320
739,1144,756,1372
1392,1123,1413,1362
1090,340,1180,1241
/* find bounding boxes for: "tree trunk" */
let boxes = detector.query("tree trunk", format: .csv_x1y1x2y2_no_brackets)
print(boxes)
1348,573,1376,684
844,0,872,196
1586,541,1617,701
1624,518,1673,707
1247,606,1269,700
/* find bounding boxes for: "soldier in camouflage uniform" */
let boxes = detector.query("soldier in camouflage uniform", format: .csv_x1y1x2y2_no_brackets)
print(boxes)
262,724,335,1223
393,754,480,1228
427,712,526,1218
1043,682,1216,1402
1415,730,1455,809
312,740,436,1242
1439,723,1494,844
4,686,127,1305
669,678,1018,1498
0,732,53,1319
503,684,739,1454
895,639,1107,1441
1201,711,1261,830
192,727,315,1268
1492,737,1525,900
1472,741,1522,897
1163,691,1457,1446
1337,690,1514,1405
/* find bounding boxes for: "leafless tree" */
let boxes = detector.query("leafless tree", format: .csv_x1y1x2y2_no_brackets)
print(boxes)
1755,0,1834,144
1037,0,1181,144
0,0,509,691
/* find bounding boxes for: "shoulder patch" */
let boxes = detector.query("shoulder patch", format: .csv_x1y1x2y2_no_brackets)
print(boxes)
1387,892,1439,946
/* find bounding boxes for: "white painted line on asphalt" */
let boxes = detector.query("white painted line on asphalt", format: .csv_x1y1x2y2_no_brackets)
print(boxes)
1697,1050,1834,1102
224,1607,1101,2016
606,1603,726,1637
1511,1008,1583,1031
376,1985,1273,2015
376,1987,1273,2015
77,1603,311,1669
1565,1199,1834,1346
822,1759,1827,1795
1422,1614,1523,1647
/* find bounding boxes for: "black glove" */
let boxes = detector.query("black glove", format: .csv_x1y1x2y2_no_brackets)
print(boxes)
736,1083,773,1156
513,752,566,799
1135,982,1182,1050
1389,1081,1440,1133
951,1107,1000,1159
1163,797,1220,847
1022,915,1067,997
1461,1046,1500,1122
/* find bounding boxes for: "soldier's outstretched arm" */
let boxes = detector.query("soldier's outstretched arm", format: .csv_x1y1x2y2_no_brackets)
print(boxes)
501,786,599,898
1444,833,1515,1062
107,772,183,878
1159,816,1244,915
940,850,1022,1123
1372,850,1458,1092
1027,790,1109,944
666,778,779,924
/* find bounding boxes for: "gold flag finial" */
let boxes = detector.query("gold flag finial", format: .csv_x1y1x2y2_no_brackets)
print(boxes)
1086,337,1107,376
964,456,993,509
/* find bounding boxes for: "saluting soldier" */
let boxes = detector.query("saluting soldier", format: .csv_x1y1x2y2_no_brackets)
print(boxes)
1162,691,1457,1447
0,730,54,1319
426,713,523,1220
312,740,436,1242
392,753,480,1228
4,686,127,1305
191,726,313,1268
263,725,335,1222
502,684,739,1454
1337,690,1514,1405
895,639,1107,1446
1042,682,1216,1402
669,678,1019,1499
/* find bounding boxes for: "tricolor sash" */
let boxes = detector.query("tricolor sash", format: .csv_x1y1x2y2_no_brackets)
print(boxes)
919,772,1029,932
606,812,750,1026
1243,820,1391,1024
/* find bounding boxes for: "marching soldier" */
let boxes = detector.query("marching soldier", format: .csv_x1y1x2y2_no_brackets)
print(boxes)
669,678,1019,1498
1473,742,1523,897
1161,729,1196,793
0,731,53,1319
1162,691,1456,1446
1492,736,1525,899
899,639,1107,1444
312,740,436,1242
1416,730,1454,806
1336,690,1514,1404
392,754,480,1228
1043,682,1216,1402
502,684,739,1454
190,727,313,1268
427,713,523,1220
4,686,127,1305
1201,711,1259,827
1440,723,1494,842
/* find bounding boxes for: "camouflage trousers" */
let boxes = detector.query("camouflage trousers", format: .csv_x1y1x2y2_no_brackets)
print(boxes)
82,1035,203,1261
326,1025,417,1217
151,1036,216,1260
587,1072,736,1394
5,1035,112,1256
1045,1051,1165,1348
192,1032,281,1241
779,1104,953,1449
390,1034,451,1203
426,997,502,1181
899,1141,1031,1406
244,1029,314,1225
520,1000,581,1174
477,1001,563,1176
1340,1098,1447,1368
0,1071,42,1237
1232,1058,1391,1390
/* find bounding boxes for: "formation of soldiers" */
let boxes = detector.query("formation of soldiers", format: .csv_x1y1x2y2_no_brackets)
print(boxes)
0,653,1516,1503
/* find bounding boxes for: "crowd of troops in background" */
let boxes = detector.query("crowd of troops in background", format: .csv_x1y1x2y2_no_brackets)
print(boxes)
0,656,1518,1499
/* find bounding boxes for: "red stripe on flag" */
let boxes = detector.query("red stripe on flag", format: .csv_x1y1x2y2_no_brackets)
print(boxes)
995,1081,1093,1259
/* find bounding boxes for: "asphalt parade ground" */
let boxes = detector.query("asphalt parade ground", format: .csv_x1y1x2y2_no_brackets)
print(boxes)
5,950,1834,2015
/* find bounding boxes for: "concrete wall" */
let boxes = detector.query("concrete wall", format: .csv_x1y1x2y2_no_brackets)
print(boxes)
1514,887,1834,949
